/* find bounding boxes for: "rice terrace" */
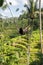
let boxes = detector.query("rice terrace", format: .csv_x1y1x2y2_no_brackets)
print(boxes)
0,0,43,65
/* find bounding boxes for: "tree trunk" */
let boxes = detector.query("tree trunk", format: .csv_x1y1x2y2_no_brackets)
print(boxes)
39,0,43,65
39,0,43,54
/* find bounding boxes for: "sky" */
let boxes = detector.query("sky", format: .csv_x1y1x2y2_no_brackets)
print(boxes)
0,0,43,18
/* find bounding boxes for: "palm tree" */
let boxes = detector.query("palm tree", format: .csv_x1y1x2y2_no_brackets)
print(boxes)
24,0,38,65
25,0,37,17
24,0,38,29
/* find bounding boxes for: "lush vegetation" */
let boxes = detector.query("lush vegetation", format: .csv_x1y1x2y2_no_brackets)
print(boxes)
0,28,43,65
0,0,43,65
0,12,43,65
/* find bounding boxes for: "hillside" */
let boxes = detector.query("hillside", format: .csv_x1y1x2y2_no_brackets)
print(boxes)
0,29,43,65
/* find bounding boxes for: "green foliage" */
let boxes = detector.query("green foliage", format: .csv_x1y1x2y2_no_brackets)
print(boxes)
0,2,43,64
0,0,4,7
0,14,42,65
0,23,43,65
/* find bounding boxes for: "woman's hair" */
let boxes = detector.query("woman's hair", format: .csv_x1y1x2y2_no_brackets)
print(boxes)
19,28,24,35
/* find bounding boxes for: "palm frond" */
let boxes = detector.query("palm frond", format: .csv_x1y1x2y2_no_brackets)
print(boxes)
0,0,4,7
9,2,12,5
2,4,8,10
34,0,38,11
16,8,19,12
24,4,30,13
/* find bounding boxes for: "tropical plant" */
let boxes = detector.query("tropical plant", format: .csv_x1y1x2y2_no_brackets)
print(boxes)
24,0,38,25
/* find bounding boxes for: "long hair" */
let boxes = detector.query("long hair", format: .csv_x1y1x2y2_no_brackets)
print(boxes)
19,28,24,35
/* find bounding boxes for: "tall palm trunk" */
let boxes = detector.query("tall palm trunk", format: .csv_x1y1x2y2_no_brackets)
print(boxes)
39,0,43,54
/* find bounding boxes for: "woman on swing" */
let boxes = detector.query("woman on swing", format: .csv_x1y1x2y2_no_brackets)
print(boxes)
19,26,28,35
